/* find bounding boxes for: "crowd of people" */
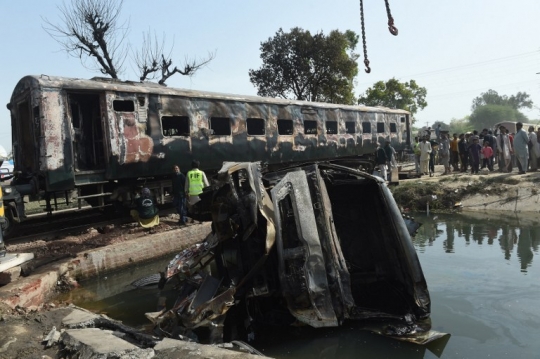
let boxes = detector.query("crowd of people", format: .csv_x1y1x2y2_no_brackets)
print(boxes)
413,122,540,176
130,160,209,231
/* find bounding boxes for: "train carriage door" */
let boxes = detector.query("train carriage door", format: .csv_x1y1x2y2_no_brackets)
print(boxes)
111,95,153,166
68,93,105,171
14,100,39,173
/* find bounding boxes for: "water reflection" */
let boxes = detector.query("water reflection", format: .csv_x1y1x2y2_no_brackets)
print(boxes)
413,212,540,273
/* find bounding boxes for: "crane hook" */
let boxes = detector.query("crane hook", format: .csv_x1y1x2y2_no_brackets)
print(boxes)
364,59,371,74
388,19,399,36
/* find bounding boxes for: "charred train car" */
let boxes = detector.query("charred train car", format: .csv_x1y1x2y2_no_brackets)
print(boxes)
4,75,411,227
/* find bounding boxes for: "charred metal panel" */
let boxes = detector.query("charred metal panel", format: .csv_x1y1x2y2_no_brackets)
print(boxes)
147,162,445,345
8,75,413,208
153,95,192,172
108,93,154,165
42,90,75,190
308,166,355,318
271,170,338,327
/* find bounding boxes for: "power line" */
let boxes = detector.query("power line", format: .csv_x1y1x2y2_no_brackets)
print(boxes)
398,50,540,79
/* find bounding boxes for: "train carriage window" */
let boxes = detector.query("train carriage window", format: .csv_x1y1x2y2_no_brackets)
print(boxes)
304,120,317,135
210,117,231,136
162,116,190,137
113,100,135,112
362,122,371,133
278,119,293,135
247,118,265,136
326,121,338,134
390,123,397,133
377,122,385,133
345,121,355,134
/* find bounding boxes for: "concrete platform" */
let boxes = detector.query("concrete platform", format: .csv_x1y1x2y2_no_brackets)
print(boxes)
0,252,34,272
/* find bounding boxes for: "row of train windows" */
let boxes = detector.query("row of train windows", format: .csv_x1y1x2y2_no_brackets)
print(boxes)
161,116,398,137
113,100,401,136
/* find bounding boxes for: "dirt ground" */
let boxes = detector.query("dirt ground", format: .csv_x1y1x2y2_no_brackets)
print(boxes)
1,164,539,358
0,213,193,359
393,163,540,214
6,213,185,260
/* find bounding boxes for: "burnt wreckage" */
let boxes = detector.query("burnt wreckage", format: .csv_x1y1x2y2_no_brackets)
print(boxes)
146,162,444,344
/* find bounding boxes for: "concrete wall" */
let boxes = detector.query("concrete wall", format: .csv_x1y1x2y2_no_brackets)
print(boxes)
0,223,212,309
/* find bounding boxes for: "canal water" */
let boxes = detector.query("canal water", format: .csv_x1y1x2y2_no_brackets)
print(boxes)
65,212,540,358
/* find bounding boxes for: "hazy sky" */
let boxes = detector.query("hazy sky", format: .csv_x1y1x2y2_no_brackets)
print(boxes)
1,0,539,150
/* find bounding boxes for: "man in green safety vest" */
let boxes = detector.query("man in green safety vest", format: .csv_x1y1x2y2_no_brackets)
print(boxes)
185,160,210,221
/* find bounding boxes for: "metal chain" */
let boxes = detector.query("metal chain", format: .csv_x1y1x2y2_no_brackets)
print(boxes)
384,0,399,35
359,0,371,73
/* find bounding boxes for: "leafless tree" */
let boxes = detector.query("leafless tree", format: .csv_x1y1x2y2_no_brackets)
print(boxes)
43,0,129,79
43,0,214,85
133,31,216,85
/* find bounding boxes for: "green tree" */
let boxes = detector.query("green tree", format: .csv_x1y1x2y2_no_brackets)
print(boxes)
249,28,359,105
357,78,427,119
469,104,527,130
471,89,533,111
448,116,473,135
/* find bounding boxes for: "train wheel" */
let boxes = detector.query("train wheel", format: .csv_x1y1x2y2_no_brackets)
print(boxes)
1,210,17,238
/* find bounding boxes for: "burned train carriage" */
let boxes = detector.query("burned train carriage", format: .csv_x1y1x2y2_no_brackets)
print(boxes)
5,75,411,224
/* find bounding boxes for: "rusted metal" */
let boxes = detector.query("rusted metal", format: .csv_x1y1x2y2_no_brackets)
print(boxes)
148,161,446,345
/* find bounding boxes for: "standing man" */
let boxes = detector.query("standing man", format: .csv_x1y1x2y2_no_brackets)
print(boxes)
384,140,396,181
468,138,482,174
186,160,210,221
458,133,468,172
172,165,187,225
413,137,421,175
496,127,512,173
435,124,441,141
527,126,540,171
513,122,529,174
419,136,432,176
375,142,388,181
439,134,451,175
450,133,459,172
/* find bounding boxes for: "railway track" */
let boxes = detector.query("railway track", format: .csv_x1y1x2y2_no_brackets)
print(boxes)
5,206,177,246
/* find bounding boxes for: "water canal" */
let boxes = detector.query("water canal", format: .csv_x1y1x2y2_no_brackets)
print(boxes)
63,212,540,358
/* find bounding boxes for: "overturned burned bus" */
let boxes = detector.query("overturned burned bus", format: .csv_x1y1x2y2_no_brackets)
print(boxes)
148,162,443,345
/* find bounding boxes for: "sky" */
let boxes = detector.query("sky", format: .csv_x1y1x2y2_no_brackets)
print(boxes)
0,0,539,150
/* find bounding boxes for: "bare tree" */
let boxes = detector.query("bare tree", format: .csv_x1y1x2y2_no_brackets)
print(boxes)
43,0,215,85
43,0,129,79
134,31,216,85
133,31,164,82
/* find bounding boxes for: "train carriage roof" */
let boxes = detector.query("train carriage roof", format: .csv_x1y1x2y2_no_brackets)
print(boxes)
11,75,410,115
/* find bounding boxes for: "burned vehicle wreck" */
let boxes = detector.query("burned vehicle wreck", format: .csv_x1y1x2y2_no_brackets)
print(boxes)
148,162,444,345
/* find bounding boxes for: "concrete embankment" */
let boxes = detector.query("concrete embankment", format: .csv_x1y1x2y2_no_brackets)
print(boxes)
392,170,540,214
0,222,211,309
0,304,267,358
